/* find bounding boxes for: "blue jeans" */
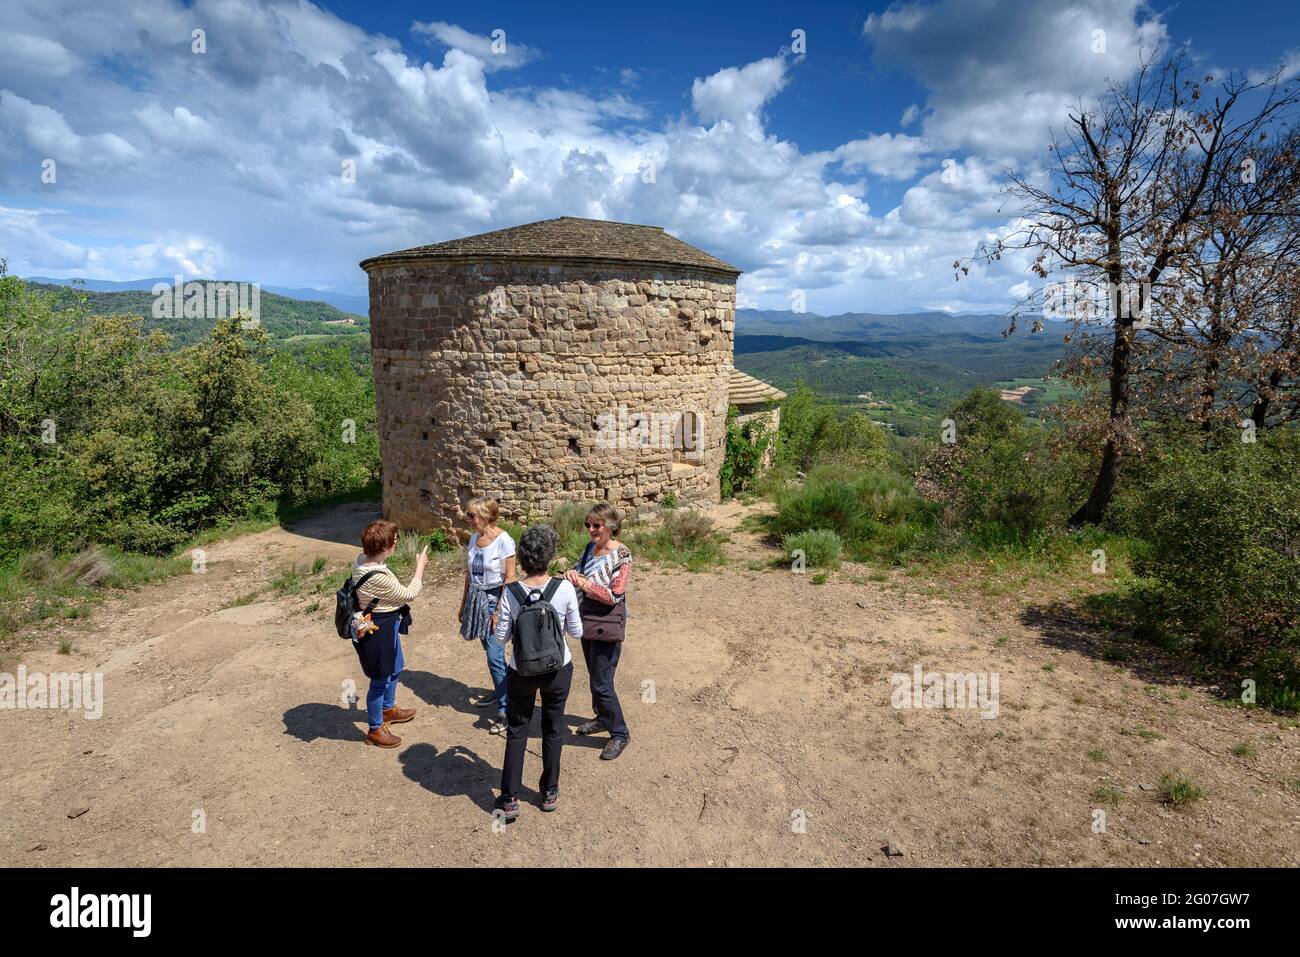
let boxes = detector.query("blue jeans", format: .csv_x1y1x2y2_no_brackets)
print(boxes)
481,637,508,714
367,672,400,729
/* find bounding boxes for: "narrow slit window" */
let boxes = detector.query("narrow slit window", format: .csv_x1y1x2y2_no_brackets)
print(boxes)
673,411,703,464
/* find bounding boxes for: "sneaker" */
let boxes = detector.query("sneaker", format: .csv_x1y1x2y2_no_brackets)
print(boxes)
574,718,604,735
494,796,519,823
540,788,559,812
488,716,507,735
600,736,629,761
472,692,497,708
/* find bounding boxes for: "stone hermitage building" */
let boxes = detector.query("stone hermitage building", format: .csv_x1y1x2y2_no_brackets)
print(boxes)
361,216,780,534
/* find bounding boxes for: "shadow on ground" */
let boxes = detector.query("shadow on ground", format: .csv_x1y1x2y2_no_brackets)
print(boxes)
282,701,367,743
399,743,500,813
282,499,382,549
1020,601,1216,692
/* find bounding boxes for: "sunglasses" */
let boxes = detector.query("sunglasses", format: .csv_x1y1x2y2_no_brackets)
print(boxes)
585,522,604,530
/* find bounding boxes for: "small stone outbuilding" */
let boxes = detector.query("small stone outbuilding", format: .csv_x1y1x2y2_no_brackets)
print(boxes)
361,217,743,533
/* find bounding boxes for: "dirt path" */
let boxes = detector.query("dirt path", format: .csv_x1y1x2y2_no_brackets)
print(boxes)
3,500,1298,866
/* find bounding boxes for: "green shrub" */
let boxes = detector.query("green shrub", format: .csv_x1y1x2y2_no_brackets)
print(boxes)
424,529,455,553
775,383,890,472
771,468,934,563
773,480,874,541
628,509,723,571
0,268,380,558
720,405,772,498
1112,427,1300,710
783,528,843,568
549,501,591,540
914,387,1075,539
775,383,835,472
1157,774,1204,809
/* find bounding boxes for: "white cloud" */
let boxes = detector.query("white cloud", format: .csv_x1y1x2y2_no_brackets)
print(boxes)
864,0,1169,158
0,33,77,76
690,56,788,130
0,0,1196,314
134,104,221,153
0,90,139,166
833,133,929,180
412,21,538,71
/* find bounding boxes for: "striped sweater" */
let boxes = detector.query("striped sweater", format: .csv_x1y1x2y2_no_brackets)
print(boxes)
578,543,632,606
352,556,423,614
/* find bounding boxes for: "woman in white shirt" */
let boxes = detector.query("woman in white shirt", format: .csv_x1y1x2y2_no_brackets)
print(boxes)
457,497,516,734
491,524,582,821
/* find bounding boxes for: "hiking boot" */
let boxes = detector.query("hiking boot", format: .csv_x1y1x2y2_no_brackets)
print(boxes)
600,736,629,761
540,788,559,812
365,723,401,748
574,718,604,735
494,796,519,823
383,705,416,724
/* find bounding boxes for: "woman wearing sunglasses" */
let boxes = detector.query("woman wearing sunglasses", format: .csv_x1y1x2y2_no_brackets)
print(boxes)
564,502,632,760
458,496,516,735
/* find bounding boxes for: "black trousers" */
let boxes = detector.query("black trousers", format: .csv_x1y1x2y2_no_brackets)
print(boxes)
581,638,629,739
500,662,573,798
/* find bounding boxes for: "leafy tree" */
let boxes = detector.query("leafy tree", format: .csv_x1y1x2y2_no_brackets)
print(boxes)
966,50,1300,525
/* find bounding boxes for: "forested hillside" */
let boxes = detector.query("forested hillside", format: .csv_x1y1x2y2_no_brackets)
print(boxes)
734,309,1070,434
27,280,369,346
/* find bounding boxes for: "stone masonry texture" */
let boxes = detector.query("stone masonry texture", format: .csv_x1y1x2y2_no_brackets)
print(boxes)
361,218,741,535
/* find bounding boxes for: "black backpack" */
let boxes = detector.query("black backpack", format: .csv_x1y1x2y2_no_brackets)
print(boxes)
335,570,382,639
507,579,566,676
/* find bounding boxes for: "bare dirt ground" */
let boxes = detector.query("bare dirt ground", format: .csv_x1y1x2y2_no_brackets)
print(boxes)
3,499,1298,867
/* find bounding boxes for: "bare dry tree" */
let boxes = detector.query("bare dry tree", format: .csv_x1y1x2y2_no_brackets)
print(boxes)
962,48,1300,526
1151,126,1300,428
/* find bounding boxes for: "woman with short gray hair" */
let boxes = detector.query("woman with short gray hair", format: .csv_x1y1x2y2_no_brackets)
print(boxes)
492,524,583,821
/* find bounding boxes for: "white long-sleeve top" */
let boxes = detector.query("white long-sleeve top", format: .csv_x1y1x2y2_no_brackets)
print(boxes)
492,577,583,670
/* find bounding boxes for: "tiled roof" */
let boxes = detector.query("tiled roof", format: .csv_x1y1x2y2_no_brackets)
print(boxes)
728,369,787,405
360,217,741,276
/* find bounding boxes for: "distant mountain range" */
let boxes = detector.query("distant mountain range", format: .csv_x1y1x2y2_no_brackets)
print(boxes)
24,276,369,318
734,308,1059,340
732,308,1072,435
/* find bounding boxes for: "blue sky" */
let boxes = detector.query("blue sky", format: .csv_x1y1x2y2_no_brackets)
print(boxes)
1,0,1296,313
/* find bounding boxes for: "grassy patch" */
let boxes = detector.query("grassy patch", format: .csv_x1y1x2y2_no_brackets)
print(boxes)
782,528,843,569
1157,774,1204,809
627,510,724,572
1092,783,1123,807
0,545,187,649
223,589,266,609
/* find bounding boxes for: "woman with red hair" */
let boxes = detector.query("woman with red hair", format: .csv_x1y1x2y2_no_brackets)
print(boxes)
352,519,427,748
